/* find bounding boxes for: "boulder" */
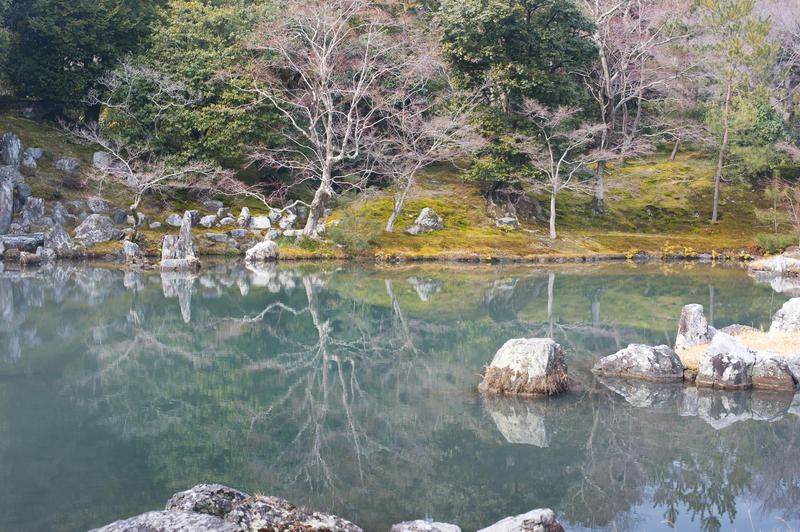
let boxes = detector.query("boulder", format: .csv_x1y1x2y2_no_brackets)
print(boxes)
19,196,45,228
187,210,201,227
268,209,282,222
266,228,281,241
89,511,239,532
112,208,128,225
217,207,230,219
74,214,122,246
205,233,229,244
675,304,714,350
45,224,81,258
219,217,235,226
123,241,141,262
592,344,684,381
407,208,444,235
245,240,279,263
203,200,224,212
719,324,759,336
390,521,461,532
16,182,32,205
53,157,81,174
752,352,798,391
0,132,23,167
236,207,251,229
478,338,568,396
19,154,36,176
0,179,13,234
161,211,199,271
65,200,84,215
769,298,800,333
283,229,302,237
496,217,519,231
696,332,756,389
92,151,115,169
165,484,362,532
249,215,271,230
51,202,71,226
477,508,564,532
35,246,56,262
230,228,248,239
199,215,217,228
149,222,162,229
749,254,800,277
0,233,44,252
87,197,112,214
278,213,296,230
166,213,183,227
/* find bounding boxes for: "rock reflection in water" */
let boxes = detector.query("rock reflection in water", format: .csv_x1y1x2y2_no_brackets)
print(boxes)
483,396,557,447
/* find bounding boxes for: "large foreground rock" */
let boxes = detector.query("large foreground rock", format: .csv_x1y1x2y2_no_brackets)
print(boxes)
165,484,362,532
390,521,461,532
769,297,800,333
696,332,756,389
477,508,564,532
478,338,568,396
74,214,122,245
245,240,278,262
89,510,239,532
675,304,714,350
592,344,684,381
407,207,444,235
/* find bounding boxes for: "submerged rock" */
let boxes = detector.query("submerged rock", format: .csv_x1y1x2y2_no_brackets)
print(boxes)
696,332,756,389
478,338,568,396
675,304,714,350
592,344,684,381
477,508,564,532
89,510,239,532
407,207,444,235
390,521,461,532
769,298,800,333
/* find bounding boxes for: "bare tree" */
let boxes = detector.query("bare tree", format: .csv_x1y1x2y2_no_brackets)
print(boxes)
576,0,691,213
516,100,611,239
237,0,413,237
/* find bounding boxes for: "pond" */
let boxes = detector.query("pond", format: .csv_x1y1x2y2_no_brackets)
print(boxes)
0,261,798,532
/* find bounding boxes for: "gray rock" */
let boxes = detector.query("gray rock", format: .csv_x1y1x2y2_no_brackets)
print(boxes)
752,352,798,391
35,246,56,262
89,510,239,532
406,207,444,235
205,233,229,243
219,217,235,226
719,324,760,336
45,224,81,258
268,209,282,222
16,182,32,205
245,240,278,262
217,207,230,219
390,521,461,532
123,241,141,261
0,164,24,186
73,214,121,246
0,179,13,234
161,211,199,271
236,207,251,229
496,217,518,230
230,228,248,239
166,484,250,519
592,344,684,381
283,229,302,237
749,254,800,276
770,298,800,333
53,157,81,174
19,154,37,175
19,197,45,229
199,215,217,228
187,210,201,227
266,229,281,240
1,233,44,251
478,338,568,396
25,147,42,160
166,213,183,227
203,200,224,212
676,304,714,350
51,202,71,226
249,215,271,230
278,213,297,230
477,508,563,532
65,200,84,215
92,151,114,169
112,208,128,225
87,197,112,214
696,332,756,389
0,132,23,167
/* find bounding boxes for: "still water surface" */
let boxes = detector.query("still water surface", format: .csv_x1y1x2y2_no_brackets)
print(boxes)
0,261,799,532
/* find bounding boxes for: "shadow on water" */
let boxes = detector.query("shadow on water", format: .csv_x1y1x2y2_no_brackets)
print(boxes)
0,261,798,531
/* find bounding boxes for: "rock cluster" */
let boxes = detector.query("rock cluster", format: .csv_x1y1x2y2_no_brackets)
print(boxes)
478,338,568,396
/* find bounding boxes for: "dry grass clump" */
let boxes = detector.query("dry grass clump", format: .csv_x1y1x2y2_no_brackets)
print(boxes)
678,331,800,370
478,359,569,396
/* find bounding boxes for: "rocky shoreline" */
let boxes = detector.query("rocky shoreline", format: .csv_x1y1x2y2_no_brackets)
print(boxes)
90,484,564,532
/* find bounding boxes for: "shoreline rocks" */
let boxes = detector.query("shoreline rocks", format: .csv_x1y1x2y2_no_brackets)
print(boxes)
477,508,564,532
478,338,568,396
592,344,684,382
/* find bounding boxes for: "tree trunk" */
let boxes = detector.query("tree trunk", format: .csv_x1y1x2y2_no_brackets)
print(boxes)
303,170,333,237
670,137,681,161
129,194,142,241
549,187,557,239
386,180,412,233
712,81,732,223
591,161,607,214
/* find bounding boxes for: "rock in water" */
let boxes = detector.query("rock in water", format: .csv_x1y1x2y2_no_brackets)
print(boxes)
477,508,564,532
769,298,800,333
696,332,756,389
592,344,685,381
390,521,461,532
88,511,239,532
0,179,13,233
0,132,23,167
245,240,278,262
675,304,714,350
73,214,121,246
161,211,200,271
406,207,444,235
478,338,568,396
752,352,798,392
